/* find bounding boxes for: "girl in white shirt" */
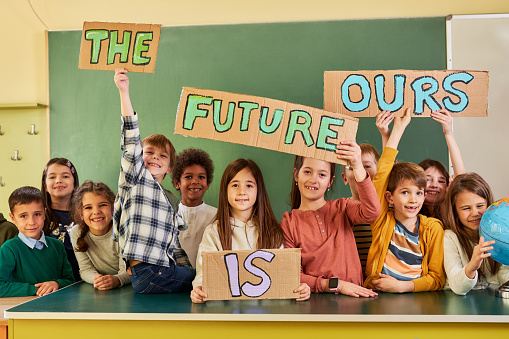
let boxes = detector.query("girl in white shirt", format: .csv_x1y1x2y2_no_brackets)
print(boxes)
190,159,310,303
442,173,509,295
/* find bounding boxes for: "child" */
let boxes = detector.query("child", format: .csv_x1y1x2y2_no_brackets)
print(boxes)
70,181,130,290
281,141,380,297
364,109,445,293
341,144,380,272
171,148,217,269
191,159,310,303
442,173,509,295
0,212,18,247
0,186,74,297
41,157,81,281
379,109,465,219
112,68,194,294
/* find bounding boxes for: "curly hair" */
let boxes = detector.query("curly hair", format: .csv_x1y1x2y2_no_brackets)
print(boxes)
70,181,115,252
171,148,214,188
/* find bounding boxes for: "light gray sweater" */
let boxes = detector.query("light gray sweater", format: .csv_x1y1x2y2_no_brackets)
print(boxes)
70,226,130,287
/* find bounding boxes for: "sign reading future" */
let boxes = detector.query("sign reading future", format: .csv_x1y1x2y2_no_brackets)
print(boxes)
79,21,162,73
175,87,358,165
324,70,489,117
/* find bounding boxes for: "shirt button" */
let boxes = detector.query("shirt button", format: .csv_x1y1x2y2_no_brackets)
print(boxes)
321,229,325,233
319,222,322,225
316,215,320,218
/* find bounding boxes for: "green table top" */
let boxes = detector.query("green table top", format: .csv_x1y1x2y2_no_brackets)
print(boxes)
5,282,509,322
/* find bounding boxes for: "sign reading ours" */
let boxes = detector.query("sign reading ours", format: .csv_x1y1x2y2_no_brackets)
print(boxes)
324,70,489,117
175,88,358,165
202,248,301,301
79,21,161,73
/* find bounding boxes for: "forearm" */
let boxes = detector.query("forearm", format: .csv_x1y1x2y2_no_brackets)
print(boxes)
445,132,465,175
119,89,135,116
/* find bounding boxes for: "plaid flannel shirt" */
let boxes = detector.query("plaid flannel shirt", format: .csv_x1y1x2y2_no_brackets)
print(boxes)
112,114,190,268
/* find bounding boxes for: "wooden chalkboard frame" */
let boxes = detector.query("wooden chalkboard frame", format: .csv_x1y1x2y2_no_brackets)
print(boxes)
49,17,447,219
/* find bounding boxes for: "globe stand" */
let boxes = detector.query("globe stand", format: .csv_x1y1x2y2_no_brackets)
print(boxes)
496,281,509,298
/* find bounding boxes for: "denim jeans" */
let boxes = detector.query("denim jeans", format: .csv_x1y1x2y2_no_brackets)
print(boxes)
129,262,195,294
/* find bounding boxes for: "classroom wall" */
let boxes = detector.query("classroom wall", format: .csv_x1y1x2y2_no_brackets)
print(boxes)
1,0,509,214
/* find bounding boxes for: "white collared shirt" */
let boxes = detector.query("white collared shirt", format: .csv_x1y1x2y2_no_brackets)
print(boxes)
18,231,48,250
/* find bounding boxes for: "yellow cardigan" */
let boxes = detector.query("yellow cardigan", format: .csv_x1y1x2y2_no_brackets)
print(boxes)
363,147,445,292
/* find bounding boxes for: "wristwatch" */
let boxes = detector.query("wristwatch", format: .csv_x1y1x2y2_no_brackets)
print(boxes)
329,277,340,293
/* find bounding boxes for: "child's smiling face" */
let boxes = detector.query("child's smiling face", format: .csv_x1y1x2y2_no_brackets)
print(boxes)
227,168,257,222
10,202,45,240
80,192,113,236
424,166,447,205
175,164,210,207
142,144,172,182
45,164,75,200
295,157,333,204
385,179,426,226
455,191,487,231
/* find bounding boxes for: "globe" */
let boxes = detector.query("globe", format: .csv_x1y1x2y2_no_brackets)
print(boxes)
479,197,509,266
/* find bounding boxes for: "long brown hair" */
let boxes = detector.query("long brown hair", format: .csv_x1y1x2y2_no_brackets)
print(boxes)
41,158,79,234
216,159,283,251
289,156,336,210
70,181,115,252
442,173,499,276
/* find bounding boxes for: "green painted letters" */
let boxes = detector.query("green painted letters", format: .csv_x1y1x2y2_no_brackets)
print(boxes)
107,30,132,64
85,30,108,64
213,100,235,132
259,107,284,135
316,116,345,152
133,32,153,65
239,102,259,131
284,110,314,146
183,95,213,130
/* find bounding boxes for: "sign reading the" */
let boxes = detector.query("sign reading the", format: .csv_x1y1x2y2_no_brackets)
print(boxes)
202,248,301,301
79,21,161,73
175,88,359,165
324,70,489,117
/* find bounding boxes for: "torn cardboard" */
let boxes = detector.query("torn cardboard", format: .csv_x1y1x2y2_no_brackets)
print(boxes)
324,70,489,117
79,21,161,73
175,87,359,165
202,248,301,301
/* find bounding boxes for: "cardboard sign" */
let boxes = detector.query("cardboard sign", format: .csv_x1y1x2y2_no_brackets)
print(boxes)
79,21,161,73
202,248,301,301
324,70,489,117
175,88,359,165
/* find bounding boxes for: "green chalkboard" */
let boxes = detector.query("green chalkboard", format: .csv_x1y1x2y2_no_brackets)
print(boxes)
48,18,447,219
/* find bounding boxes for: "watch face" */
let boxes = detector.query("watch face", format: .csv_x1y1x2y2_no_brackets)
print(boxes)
329,277,339,289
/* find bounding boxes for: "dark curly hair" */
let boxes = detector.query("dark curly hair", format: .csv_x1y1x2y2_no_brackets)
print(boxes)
171,148,214,188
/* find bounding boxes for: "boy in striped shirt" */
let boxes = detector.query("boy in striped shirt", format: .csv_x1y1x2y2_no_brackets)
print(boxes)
364,109,445,292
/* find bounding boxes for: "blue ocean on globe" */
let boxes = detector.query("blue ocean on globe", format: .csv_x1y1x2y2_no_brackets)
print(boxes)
479,198,509,266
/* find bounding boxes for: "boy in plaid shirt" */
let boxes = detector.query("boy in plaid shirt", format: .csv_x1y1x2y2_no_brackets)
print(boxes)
112,68,195,294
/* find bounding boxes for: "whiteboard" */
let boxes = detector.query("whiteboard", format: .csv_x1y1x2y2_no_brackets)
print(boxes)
448,14,509,200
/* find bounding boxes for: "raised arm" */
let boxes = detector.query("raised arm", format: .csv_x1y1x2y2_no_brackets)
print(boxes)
376,110,394,148
385,108,411,150
114,68,134,117
431,109,465,177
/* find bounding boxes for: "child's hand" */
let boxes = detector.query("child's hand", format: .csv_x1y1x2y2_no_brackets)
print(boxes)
465,236,495,279
34,281,59,296
191,286,207,303
114,68,129,93
392,107,412,132
294,283,311,301
376,110,394,139
94,274,121,290
336,141,366,182
371,273,414,293
337,280,378,298
431,109,453,135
